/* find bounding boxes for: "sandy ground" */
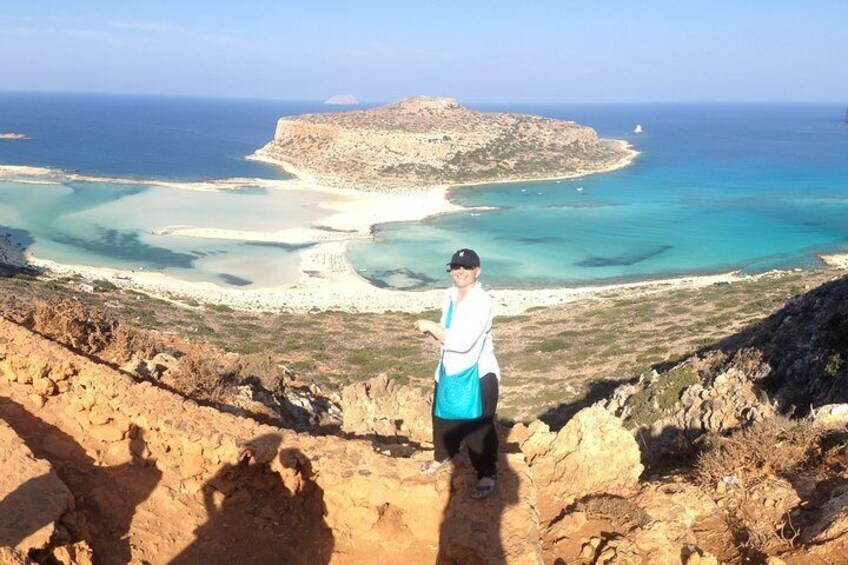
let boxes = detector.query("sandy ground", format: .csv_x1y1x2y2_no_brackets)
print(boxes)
819,253,848,269
2,163,844,314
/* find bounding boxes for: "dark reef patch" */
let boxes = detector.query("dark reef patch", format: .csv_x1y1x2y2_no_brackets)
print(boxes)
245,241,317,252
576,245,673,268
51,227,197,269
219,273,252,286
361,267,436,290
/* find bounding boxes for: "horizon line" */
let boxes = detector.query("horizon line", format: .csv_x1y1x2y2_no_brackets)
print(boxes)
1,89,845,106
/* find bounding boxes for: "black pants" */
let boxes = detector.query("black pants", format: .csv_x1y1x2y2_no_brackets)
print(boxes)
433,372,499,479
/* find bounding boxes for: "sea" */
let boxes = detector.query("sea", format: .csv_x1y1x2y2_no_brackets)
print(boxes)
1,92,847,290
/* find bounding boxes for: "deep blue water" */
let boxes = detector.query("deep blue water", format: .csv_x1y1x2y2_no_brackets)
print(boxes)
2,93,847,289
0,92,360,180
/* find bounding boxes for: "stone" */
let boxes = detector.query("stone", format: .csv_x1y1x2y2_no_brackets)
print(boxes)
685,551,719,565
521,406,644,524
0,547,33,564
178,454,206,479
88,402,112,426
801,491,848,544
88,421,127,443
341,373,432,445
811,403,848,428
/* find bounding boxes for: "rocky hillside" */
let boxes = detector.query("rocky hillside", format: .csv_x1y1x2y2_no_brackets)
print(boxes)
606,275,848,460
3,276,848,563
253,96,635,191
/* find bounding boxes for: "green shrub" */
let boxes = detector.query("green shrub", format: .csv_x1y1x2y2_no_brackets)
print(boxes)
94,279,119,291
825,353,844,377
628,365,700,426
524,338,568,353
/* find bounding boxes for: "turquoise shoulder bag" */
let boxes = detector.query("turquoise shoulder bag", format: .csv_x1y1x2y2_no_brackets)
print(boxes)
434,299,484,420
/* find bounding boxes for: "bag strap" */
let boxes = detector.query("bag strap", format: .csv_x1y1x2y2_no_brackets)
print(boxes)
444,299,455,329
439,298,487,373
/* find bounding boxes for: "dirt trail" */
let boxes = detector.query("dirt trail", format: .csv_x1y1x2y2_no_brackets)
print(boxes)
0,396,163,564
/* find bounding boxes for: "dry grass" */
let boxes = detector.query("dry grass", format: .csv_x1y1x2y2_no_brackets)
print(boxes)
0,267,842,422
695,416,822,488
694,417,825,553
8,297,156,363
171,350,237,400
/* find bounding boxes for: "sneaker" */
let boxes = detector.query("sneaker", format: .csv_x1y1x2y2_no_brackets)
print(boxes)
471,476,497,499
420,458,454,476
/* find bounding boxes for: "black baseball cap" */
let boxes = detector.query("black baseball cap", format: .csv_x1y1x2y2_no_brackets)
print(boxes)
447,248,481,268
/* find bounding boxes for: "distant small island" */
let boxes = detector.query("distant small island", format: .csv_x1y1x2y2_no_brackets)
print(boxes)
0,133,29,140
253,96,636,191
324,94,359,105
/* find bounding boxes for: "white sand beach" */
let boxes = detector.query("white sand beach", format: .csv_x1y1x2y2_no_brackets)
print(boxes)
819,253,848,269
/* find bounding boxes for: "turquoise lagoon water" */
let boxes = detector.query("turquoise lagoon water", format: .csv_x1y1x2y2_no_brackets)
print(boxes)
0,93,359,287
2,94,847,289
0,179,331,286
349,103,848,289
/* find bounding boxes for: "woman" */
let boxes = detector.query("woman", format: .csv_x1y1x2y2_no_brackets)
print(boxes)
416,248,500,499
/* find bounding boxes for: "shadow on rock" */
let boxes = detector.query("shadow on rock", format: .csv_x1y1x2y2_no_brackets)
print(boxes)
0,473,72,549
539,376,639,432
0,396,161,564
437,444,522,564
170,434,334,565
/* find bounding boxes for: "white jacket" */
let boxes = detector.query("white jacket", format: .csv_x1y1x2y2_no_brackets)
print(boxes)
435,282,501,381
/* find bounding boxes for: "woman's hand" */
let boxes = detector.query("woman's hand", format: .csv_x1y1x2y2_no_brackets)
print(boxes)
415,319,444,343
416,319,435,334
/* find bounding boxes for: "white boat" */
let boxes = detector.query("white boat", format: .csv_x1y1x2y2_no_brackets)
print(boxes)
633,124,643,134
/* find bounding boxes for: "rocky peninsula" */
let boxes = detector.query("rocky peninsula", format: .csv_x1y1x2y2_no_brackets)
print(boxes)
252,96,636,191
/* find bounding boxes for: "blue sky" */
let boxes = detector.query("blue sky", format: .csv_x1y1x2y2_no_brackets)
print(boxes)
1,0,845,103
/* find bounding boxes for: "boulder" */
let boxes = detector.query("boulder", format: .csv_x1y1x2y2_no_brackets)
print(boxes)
520,406,643,525
801,490,848,544
341,373,432,445
0,547,33,564
811,403,848,428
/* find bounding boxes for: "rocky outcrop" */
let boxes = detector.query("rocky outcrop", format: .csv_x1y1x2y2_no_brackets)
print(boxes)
604,276,848,464
253,96,635,191
0,547,33,564
606,357,775,462
341,373,432,445
811,403,848,428
519,406,644,525
514,407,651,562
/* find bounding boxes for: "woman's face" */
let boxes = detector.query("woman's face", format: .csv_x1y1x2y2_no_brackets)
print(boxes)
450,265,481,289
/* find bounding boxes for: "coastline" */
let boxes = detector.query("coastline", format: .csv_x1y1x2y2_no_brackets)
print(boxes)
5,155,840,315
0,230,810,315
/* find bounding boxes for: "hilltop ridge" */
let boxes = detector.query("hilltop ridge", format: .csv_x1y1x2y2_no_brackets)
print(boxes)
252,96,635,191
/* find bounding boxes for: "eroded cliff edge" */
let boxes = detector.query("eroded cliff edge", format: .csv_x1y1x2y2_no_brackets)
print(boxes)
252,96,636,191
